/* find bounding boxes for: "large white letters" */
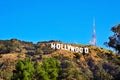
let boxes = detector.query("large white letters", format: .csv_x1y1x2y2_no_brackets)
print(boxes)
51,43,89,54
51,43,56,49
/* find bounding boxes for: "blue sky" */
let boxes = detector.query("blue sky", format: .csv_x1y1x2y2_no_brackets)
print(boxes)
0,0,120,48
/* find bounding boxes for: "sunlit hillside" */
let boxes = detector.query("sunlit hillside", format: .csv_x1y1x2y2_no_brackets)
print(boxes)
0,39,120,80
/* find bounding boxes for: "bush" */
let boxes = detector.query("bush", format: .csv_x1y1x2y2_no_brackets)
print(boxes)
12,58,34,80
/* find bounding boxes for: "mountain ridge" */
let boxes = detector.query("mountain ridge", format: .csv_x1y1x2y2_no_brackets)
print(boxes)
0,39,120,80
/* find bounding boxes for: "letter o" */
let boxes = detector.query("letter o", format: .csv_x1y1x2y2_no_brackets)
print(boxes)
79,48,83,53
56,44,61,49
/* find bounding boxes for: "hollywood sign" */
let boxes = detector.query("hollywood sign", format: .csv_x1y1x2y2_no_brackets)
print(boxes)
51,43,89,54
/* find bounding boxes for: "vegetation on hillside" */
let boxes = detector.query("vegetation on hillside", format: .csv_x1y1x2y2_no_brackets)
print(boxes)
105,24,120,53
0,39,120,80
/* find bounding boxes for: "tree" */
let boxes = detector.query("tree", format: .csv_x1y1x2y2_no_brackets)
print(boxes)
42,58,60,80
35,63,49,80
12,58,34,80
34,58,60,80
105,24,120,53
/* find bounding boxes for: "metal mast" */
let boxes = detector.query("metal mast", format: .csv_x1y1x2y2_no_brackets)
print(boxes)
90,18,96,46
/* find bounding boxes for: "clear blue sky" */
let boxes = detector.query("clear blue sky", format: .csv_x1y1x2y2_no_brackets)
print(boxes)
0,0,120,48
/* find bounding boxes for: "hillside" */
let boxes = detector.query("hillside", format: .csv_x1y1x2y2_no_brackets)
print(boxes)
0,39,120,80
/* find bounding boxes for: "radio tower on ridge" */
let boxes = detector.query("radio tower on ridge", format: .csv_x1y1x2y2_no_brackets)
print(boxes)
90,18,96,46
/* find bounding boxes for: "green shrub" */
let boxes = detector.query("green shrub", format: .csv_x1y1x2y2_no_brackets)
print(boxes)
12,58,34,80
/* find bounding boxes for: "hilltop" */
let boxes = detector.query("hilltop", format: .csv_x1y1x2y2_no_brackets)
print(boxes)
0,39,120,80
